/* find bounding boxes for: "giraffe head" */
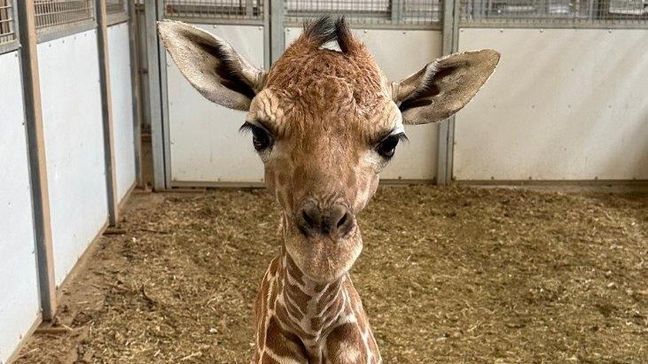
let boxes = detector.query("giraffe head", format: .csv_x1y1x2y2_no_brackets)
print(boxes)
159,17,499,283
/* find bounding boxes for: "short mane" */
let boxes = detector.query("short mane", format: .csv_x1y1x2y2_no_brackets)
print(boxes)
302,16,357,54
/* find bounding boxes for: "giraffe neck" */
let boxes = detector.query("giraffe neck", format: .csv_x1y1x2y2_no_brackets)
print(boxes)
254,250,381,363
275,250,349,345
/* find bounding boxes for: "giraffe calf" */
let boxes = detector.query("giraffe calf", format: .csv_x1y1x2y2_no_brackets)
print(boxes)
159,16,499,363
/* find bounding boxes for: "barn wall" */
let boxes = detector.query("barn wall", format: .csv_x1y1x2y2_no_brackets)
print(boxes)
454,28,648,181
37,29,109,285
108,22,136,201
284,27,444,181
0,51,41,364
167,24,266,184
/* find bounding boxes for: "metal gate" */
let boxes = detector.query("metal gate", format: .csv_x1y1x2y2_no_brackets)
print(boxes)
146,0,648,189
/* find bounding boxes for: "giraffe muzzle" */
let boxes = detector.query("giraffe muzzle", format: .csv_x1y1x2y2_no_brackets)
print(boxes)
296,200,355,240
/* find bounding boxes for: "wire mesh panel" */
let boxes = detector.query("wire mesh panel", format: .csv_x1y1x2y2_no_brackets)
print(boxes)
285,0,442,27
35,0,95,31
403,0,442,24
106,0,126,14
163,0,265,22
0,0,16,45
460,0,648,27
107,0,128,25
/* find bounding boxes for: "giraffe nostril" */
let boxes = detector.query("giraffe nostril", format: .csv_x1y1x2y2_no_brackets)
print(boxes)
334,211,354,237
296,202,354,239
302,210,314,227
336,212,348,229
297,202,320,237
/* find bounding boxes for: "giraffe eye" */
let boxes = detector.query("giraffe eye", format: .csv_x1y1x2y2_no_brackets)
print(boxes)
240,122,273,152
376,132,407,159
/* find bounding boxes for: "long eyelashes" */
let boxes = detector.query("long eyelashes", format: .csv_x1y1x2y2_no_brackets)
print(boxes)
240,122,273,152
375,132,408,159
240,122,407,159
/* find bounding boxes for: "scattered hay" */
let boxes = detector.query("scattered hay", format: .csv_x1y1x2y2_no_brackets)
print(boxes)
16,186,647,363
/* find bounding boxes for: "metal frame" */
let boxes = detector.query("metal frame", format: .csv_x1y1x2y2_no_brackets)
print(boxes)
284,18,443,29
436,0,460,185
157,0,173,190
270,0,284,62
96,0,119,226
16,0,58,321
459,20,648,29
148,0,273,189
128,0,143,188
145,0,167,190
263,0,271,68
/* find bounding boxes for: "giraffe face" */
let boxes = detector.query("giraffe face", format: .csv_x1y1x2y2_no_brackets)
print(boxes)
158,17,500,283
244,72,402,283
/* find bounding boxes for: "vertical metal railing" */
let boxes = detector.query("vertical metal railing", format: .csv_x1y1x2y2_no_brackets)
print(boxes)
16,0,58,321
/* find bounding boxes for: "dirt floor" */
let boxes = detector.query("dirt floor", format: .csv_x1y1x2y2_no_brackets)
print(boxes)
14,186,647,363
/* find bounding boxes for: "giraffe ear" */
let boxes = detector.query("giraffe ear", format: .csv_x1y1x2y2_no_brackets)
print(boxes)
158,20,267,111
391,49,500,125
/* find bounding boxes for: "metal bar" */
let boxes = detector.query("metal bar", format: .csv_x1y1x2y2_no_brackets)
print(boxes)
10,0,18,42
283,21,443,30
96,0,118,226
246,0,254,18
127,0,143,188
16,0,57,321
157,0,172,189
437,0,456,185
269,0,284,63
159,16,264,25
444,0,462,184
391,0,402,24
145,0,166,190
263,0,270,69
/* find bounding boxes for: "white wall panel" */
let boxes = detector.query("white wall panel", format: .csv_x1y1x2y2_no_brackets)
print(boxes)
455,28,648,180
0,52,41,363
285,28,443,180
38,30,108,285
167,25,265,184
108,22,136,200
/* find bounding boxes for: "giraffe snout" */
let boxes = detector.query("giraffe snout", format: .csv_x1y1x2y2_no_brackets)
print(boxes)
296,200,355,240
